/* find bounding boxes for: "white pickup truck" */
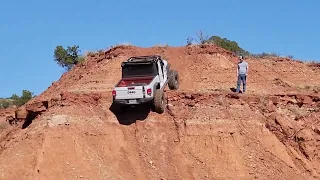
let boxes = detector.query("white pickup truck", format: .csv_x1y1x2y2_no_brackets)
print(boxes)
112,55,179,114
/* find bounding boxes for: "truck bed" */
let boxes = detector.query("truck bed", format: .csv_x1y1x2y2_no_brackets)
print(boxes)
116,76,154,87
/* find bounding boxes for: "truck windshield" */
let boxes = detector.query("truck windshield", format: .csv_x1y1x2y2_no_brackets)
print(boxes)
122,64,155,78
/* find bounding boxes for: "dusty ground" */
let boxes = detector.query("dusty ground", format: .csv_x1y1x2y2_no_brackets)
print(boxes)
0,44,320,180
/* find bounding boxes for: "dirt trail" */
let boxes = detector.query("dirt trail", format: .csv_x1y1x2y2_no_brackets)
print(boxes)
0,45,320,180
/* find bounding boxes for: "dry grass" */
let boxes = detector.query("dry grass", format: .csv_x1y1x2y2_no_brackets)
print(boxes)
114,42,132,46
217,95,227,107
288,106,305,120
303,85,320,93
154,43,169,47
309,61,320,67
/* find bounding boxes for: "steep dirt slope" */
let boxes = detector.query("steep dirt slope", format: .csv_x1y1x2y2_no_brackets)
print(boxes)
31,45,320,102
0,108,15,127
0,44,320,180
1,91,319,180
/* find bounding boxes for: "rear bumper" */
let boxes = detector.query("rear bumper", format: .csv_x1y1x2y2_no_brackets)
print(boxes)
113,97,153,105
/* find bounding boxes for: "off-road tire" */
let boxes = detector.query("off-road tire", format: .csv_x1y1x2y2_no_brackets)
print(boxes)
153,89,166,114
168,70,179,90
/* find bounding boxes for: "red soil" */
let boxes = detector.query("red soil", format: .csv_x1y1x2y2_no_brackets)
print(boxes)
1,44,320,180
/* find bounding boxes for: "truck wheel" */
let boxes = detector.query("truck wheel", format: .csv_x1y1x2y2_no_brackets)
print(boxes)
154,89,166,114
168,70,179,90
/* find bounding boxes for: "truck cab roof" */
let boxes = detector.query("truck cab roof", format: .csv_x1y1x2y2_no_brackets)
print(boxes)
121,55,164,66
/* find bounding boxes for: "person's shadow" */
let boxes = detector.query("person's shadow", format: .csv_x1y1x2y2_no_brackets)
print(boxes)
109,103,151,125
230,87,242,93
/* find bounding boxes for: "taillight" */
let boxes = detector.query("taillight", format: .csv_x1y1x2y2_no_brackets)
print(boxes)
112,90,116,96
147,88,152,95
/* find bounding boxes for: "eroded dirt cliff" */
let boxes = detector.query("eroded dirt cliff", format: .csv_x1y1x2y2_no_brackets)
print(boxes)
0,45,320,180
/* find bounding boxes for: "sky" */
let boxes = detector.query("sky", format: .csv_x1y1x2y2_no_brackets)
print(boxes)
0,0,319,97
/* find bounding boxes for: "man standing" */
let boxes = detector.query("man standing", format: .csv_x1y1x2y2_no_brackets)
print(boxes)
236,56,249,93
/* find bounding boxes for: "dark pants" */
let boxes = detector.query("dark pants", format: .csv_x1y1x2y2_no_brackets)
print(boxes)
236,74,246,93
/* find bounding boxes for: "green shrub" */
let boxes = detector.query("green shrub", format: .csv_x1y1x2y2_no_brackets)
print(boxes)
204,36,250,56
54,45,84,71
188,32,294,59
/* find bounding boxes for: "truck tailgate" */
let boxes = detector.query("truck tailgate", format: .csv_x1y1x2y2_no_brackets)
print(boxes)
114,86,144,99
116,76,154,87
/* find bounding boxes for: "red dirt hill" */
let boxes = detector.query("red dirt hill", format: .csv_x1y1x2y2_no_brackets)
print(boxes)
1,44,320,180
